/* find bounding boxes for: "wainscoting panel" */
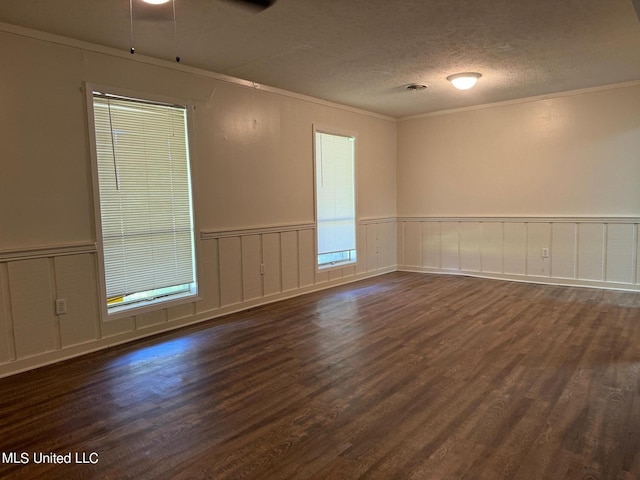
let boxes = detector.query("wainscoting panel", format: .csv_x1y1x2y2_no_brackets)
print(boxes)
167,302,196,322
360,219,397,273
280,231,299,292
0,221,396,377
0,264,12,363
422,221,440,269
53,254,100,348
218,236,243,307
136,309,167,329
3,217,637,377
577,223,605,281
503,222,527,275
356,224,364,275
606,224,635,284
398,217,640,291
365,223,379,272
379,220,397,270
527,222,551,277
481,222,503,274
637,228,640,284
298,229,315,288
403,221,422,268
202,221,395,303
262,233,282,297
460,222,481,272
101,314,134,338
197,238,221,313
241,235,263,302
9,259,58,358
441,222,460,271
551,223,577,279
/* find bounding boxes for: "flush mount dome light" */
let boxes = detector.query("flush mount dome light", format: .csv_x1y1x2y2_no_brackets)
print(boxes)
143,0,171,4
447,72,482,90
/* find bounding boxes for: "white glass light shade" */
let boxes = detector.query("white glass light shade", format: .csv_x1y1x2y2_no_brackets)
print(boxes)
447,72,482,90
143,0,171,4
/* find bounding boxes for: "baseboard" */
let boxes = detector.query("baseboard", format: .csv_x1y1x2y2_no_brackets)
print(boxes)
398,265,640,293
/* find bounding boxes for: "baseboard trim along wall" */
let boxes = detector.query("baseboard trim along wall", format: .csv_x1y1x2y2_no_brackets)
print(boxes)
0,219,397,378
397,216,640,292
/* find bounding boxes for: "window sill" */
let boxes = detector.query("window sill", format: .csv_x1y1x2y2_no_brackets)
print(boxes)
104,290,199,321
317,260,358,273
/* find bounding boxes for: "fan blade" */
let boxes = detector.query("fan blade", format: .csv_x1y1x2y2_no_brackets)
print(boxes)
633,0,640,22
221,0,277,12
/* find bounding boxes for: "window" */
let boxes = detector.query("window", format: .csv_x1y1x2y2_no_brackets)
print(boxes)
314,128,357,269
88,87,197,317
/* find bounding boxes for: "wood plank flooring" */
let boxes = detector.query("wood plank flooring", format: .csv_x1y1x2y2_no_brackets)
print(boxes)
0,272,639,479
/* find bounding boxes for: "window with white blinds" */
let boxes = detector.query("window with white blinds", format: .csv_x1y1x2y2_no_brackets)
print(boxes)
314,130,357,268
91,91,197,314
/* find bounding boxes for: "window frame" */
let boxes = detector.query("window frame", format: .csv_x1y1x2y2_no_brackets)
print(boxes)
85,83,201,321
312,124,359,273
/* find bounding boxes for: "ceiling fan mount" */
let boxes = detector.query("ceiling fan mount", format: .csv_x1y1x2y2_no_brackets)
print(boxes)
221,0,277,12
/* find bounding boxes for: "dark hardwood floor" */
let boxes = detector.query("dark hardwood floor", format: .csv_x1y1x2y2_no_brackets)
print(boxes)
1,272,639,479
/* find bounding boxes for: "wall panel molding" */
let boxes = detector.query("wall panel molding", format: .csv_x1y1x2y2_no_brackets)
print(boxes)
398,216,640,291
360,216,398,225
0,242,96,262
397,216,640,224
0,221,396,378
2,215,638,378
201,223,315,239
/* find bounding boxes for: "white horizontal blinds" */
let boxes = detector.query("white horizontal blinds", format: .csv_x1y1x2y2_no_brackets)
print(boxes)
315,131,356,265
93,94,195,300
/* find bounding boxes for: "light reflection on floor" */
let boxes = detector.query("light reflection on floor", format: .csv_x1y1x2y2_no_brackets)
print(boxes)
99,334,220,456
105,336,202,415
109,337,196,369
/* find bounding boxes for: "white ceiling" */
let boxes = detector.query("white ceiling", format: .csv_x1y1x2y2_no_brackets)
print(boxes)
2,0,640,117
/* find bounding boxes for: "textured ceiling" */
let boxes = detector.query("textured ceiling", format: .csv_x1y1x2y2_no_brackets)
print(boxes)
1,0,640,117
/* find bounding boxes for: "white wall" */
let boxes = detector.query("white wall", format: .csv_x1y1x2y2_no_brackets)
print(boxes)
397,84,640,217
0,27,397,376
397,83,640,290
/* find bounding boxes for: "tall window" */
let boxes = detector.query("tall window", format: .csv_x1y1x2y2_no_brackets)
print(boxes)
89,88,197,316
314,129,357,269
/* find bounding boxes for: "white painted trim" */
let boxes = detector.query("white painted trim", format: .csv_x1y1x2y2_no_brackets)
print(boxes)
397,266,640,293
0,22,395,122
398,216,640,224
0,243,96,262
359,217,398,225
201,223,316,240
399,80,640,121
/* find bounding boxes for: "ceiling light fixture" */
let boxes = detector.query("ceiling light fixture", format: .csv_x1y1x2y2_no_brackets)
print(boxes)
142,0,171,4
447,72,482,90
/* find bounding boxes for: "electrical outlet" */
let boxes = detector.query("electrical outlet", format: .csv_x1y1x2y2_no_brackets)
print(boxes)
55,298,67,315
541,248,549,258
